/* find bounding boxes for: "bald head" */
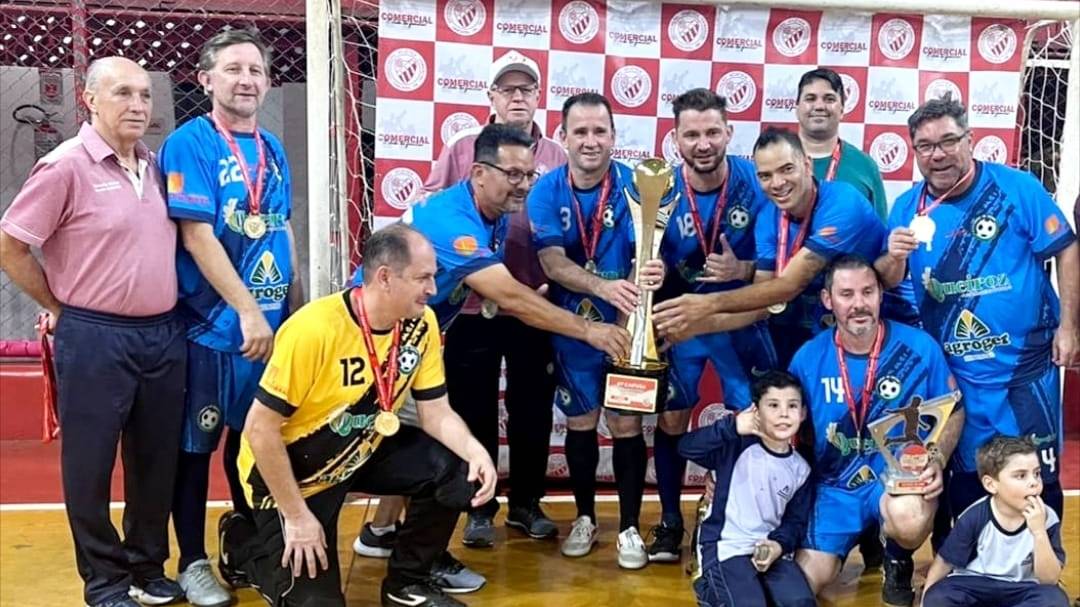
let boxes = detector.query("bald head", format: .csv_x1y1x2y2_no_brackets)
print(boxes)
82,56,152,151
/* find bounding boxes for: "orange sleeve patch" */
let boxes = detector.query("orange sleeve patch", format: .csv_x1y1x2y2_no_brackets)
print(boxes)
166,172,184,194
453,235,479,256
1044,215,1061,236
817,226,838,238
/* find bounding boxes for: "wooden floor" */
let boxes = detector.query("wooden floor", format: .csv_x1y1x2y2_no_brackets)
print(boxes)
1,497,1077,607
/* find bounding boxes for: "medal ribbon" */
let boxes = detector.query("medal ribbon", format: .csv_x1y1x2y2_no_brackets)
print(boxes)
209,112,266,218
916,161,975,216
775,183,818,275
350,288,402,414
833,322,886,441
569,169,613,266
683,162,730,259
824,141,842,182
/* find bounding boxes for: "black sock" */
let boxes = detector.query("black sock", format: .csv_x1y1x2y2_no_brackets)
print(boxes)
653,428,687,529
224,428,253,522
884,537,914,561
613,434,647,532
565,428,599,523
172,450,211,571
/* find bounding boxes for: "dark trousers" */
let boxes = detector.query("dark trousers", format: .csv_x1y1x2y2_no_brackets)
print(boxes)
53,305,186,605
443,313,555,516
923,576,1069,607
693,556,816,607
229,427,471,606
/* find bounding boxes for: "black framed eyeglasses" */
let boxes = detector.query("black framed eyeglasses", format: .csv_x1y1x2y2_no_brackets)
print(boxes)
479,161,539,185
913,131,969,157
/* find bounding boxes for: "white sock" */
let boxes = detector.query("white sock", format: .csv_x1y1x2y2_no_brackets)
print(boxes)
369,523,396,536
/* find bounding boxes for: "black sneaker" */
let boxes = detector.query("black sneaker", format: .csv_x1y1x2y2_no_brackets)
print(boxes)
381,579,465,607
217,510,252,589
881,557,915,607
353,522,397,558
505,502,558,539
128,576,183,605
646,522,684,563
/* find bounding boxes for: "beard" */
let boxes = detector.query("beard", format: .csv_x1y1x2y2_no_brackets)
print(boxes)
687,151,726,175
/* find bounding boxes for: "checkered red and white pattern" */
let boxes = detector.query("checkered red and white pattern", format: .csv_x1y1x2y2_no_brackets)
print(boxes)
375,0,1028,482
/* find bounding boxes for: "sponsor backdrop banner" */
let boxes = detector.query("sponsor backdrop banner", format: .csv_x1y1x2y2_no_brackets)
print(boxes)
375,0,1026,483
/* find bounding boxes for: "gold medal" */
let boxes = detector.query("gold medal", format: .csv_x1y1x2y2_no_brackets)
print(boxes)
584,259,598,274
767,302,787,315
374,410,400,437
910,215,936,243
243,215,267,239
480,298,498,319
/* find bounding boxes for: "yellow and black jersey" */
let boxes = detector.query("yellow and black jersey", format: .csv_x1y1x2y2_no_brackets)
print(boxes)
237,289,446,509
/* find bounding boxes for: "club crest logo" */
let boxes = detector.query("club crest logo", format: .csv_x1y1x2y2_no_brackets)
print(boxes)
661,128,682,164
977,24,1017,64
611,65,652,108
924,78,963,105
869,132,908,174
558,0,600,44
878,18,916,61
973,135,1007,164
440,112,479,146
444,0,486,37
250,251,283,286
668,9,709,52
715,70,757,114
385,48,427,92
381,167,422,210
772,17,812,57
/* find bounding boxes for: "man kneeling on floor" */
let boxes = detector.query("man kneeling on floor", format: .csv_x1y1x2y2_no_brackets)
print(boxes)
220,223,497,607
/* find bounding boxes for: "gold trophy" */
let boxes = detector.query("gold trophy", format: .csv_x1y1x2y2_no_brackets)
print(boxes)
602,158,677,414
867,390,960,495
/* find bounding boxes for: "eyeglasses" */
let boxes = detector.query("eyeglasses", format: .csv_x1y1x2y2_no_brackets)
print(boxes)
492,84,538,97
913,132,969,157
479,161,539,185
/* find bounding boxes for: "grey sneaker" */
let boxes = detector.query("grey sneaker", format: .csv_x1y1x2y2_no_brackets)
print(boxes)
616,527,648,570
560,515,598,558
430,551,486,594
177,559,231,607
461,512,495,548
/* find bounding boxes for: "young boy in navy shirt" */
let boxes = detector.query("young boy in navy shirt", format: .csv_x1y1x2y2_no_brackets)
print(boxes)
923,436,1068,607
680,370,815,607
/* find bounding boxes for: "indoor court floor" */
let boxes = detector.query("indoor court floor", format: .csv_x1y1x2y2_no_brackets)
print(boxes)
1,495,1078,607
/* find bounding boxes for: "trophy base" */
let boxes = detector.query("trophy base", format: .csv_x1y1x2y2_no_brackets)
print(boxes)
881,470,930,495
602,358,668,414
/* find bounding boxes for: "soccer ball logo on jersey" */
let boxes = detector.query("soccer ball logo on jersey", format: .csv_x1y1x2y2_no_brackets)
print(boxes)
878,18,916,61
555,386,573,409
444,0,486,37
381,167,423,211
558,1,600,44
727,205,751,230
385,48,427,93
772,17,812,57
715,71,757,114
668,9,709,52
398,345,420,375
877,376,902,400
977,24,1018,65
197,405,221,432
972,214,999,241
611,65,652,109
249,251,288,303
944,309,1010,361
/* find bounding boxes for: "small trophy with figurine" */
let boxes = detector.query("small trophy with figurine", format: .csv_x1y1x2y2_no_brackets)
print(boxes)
867,390,960,495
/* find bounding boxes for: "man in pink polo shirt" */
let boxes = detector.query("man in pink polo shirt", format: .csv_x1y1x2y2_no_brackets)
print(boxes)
352,51,566,583
0,57,186,607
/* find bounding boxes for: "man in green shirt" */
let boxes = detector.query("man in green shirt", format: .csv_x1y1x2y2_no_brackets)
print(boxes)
796,67,889,220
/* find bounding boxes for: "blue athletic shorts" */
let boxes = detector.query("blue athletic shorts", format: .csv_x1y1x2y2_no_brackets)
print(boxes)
181,340,264,453
803,481,885,558
667,322,776,412
551,339,606,418
953,364,1061,484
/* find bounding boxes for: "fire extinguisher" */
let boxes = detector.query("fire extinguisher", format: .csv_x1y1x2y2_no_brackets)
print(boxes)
12,104,62,160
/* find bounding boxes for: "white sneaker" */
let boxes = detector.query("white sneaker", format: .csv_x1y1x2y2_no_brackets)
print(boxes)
177,559,231,607
560,515,598,557
616,527,648,570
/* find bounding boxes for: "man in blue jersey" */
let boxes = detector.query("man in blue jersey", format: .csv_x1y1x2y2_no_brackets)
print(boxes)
876,96,1078,528
654,128,903,368
159,29,301,607
789,256,964,607
528,93,665,569
647,88,776,564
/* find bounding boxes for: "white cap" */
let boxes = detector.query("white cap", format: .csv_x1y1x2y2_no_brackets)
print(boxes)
490,50,540,86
